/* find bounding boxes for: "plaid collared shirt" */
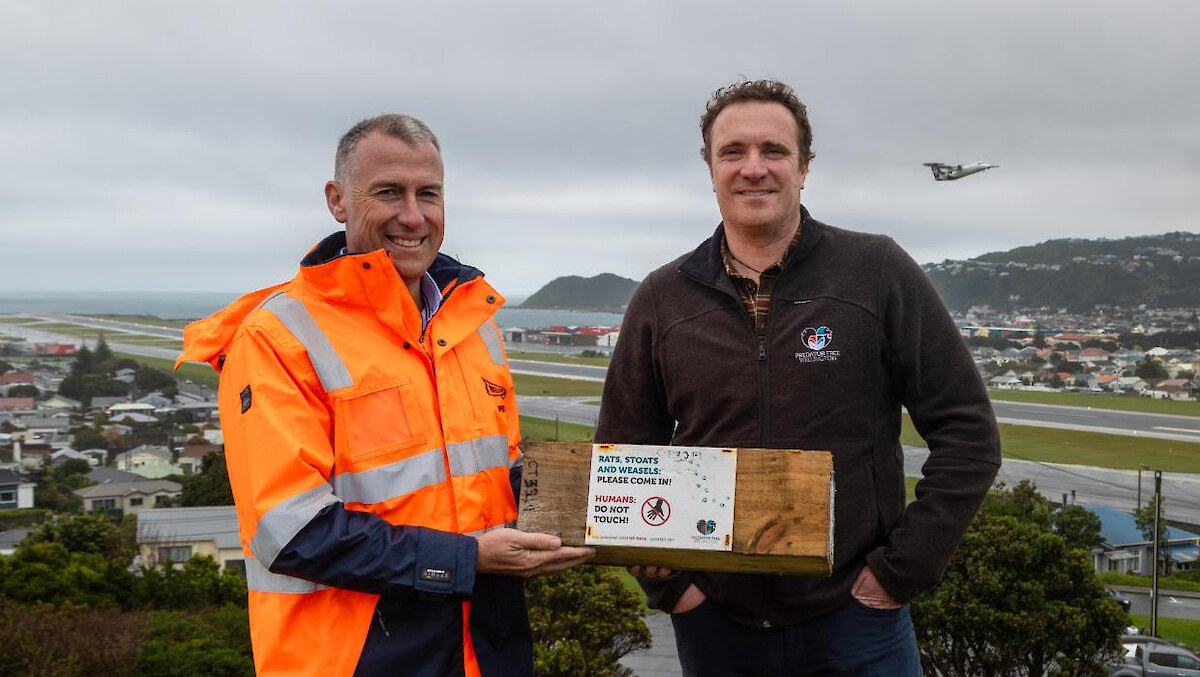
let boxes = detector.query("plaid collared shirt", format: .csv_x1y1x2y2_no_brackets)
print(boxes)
720,225,803,341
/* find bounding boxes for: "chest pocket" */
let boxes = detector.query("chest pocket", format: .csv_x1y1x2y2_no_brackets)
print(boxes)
335,378,428,463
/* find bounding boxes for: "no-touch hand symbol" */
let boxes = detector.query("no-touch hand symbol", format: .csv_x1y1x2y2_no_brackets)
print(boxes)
642,496,671,526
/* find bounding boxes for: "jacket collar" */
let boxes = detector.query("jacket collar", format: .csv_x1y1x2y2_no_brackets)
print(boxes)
300,231,484,293
679,205,826,289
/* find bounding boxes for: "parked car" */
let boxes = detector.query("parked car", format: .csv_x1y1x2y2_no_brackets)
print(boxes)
1108,640,1200,676
1108,587,1133,613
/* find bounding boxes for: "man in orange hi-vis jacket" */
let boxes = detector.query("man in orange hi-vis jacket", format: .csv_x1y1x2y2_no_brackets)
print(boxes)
177,114,593,677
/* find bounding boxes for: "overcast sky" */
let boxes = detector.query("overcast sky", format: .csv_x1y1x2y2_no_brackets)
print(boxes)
3,1,1198,296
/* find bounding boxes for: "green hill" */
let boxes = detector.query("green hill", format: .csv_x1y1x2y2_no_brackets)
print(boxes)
924,232,1200,311
519,273,639,312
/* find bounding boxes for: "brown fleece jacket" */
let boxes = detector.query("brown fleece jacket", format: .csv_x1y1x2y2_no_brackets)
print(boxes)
595,207,1000,627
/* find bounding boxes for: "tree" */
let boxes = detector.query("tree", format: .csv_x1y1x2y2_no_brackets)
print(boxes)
526,565,651,676
1136,358,1167,380
6,384,39,399
22,511,133,561
980,480,1053,530
1053,504,1104,552
135,365,175,393
94,335,114,365
73,426,111,451
1134,496,1170,575
179,452,235,507
911,515,1126,676
0,359,13,373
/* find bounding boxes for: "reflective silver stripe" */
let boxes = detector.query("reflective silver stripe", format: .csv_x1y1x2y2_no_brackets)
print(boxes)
477,322,506,366
331,447,447,504
465,520,517,538
249,483,340,566
447,435,510,478
261,294,354,392
245,556,327,594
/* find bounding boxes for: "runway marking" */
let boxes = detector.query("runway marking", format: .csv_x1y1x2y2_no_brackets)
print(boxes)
1152,426,1200,434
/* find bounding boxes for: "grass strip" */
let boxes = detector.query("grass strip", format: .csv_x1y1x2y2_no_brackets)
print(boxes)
509,350,611,367
114,351,220,389
989,388,1200,417
1096,571,1200,594
518,415,595,442
1128,614,1200,650
513,373,604,397
902,415,1200,473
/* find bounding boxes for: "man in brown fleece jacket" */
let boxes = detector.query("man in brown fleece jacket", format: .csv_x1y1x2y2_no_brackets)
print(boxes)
595,80,1001,676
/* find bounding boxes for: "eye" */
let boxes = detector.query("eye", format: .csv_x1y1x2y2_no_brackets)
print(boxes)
375,187,399,198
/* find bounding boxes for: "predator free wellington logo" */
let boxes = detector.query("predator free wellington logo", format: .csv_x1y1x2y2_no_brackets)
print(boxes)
796,325,840,363
800,326,833,351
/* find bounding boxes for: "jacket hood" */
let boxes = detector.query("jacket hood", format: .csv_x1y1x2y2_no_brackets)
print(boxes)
175,231,486,373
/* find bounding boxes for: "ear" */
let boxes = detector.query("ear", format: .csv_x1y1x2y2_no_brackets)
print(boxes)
798,159,811,191
325,181,347,223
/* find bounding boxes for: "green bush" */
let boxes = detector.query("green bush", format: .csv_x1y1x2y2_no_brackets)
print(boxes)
527,565,651,677
0,598,144,676
135,605,253,676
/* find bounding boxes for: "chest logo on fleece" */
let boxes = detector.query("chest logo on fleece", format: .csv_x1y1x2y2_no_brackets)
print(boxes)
797,325,840,363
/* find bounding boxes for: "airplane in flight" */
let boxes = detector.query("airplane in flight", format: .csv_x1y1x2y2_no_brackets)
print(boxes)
923,161,998,181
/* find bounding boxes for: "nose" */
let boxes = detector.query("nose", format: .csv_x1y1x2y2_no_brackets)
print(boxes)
396,194,424,229
739,150,768,180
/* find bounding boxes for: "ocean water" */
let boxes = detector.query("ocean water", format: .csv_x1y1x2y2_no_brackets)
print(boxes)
0,291,624,329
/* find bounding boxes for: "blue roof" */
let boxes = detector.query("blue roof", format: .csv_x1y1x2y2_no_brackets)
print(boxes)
1089,505,1199,546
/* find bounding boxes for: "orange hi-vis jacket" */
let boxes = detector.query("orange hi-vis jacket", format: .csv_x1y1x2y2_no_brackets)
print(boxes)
177,233,531,677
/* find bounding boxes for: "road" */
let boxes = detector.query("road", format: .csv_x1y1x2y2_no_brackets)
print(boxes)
1122,589,1200,621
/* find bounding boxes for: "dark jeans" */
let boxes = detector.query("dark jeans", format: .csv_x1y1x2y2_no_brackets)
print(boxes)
671,597,922,676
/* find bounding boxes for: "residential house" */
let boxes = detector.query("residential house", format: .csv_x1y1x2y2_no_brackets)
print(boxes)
1145,379,1193,400
178,444,221,475
137,505,243,571
0,468,36,509
49,447,97,466
109,412,159,425
1112,377,1149,394
1089,505,1199,575
110,402,156,416
74,479,181,515
1077,347,1112,365
39,394,81,411
87,466,152,484
0,372,34,387
114,368,137,384
137,393,173,409
89,395,130,410
989,374,1022,389
0,398,35,412
113,445,181,478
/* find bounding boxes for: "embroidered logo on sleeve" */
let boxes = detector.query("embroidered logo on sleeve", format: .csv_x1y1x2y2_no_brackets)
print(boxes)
796,325,840,363
240,385,252,413
420,567,452,583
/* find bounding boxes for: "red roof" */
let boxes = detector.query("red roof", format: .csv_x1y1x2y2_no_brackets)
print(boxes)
0,398,35,411
0,372,33,385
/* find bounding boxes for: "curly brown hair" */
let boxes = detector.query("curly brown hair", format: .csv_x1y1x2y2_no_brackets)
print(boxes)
699,79,814,166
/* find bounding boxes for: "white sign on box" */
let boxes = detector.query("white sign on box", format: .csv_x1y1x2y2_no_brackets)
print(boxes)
584,444,736,551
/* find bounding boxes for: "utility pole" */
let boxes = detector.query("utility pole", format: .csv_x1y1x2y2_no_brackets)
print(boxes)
1137,463,1150,511
1151,470,1162,637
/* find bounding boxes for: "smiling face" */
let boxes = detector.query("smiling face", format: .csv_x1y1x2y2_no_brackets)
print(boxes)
324,131,445,301
708,101,809,241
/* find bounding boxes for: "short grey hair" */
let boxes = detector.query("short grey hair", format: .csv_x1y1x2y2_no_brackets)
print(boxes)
333,114,441,183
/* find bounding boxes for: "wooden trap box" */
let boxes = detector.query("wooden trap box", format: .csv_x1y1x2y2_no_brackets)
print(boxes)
516,442,834,576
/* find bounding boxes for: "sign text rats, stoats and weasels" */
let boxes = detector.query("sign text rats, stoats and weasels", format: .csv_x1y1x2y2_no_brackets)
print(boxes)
585,444,736,551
